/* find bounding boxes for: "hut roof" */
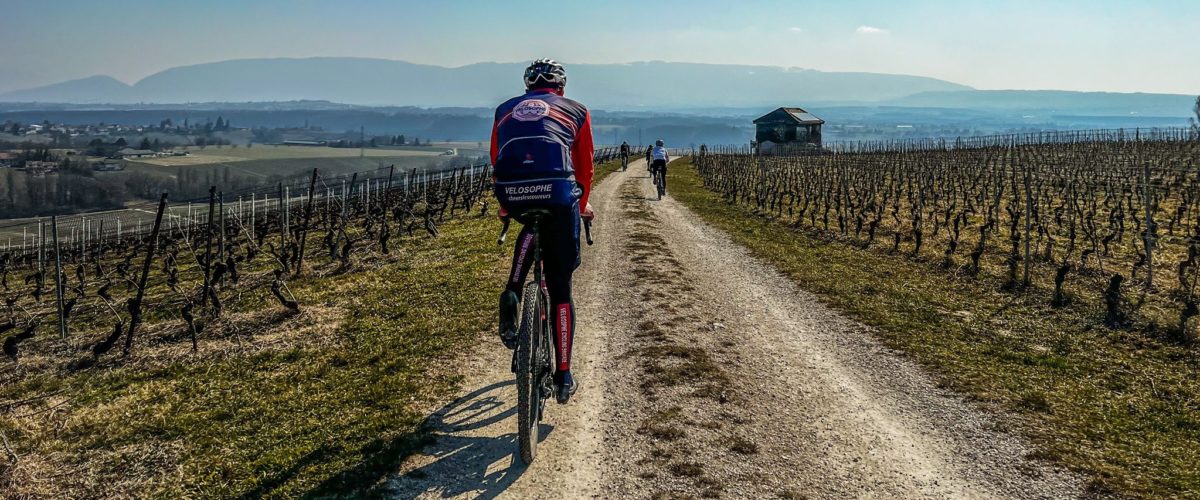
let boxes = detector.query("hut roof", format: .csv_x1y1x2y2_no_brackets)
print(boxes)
754,107,825,125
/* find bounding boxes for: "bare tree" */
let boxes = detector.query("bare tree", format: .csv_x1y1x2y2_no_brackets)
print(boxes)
1192,96,1200,131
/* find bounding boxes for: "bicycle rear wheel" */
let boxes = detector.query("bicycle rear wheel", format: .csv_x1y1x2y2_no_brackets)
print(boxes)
515,281,542,464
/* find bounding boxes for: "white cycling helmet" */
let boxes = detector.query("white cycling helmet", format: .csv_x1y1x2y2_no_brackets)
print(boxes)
524,59,567,89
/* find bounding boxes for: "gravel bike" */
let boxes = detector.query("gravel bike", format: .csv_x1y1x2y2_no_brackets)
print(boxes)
498,212,593,464
652,163,666,200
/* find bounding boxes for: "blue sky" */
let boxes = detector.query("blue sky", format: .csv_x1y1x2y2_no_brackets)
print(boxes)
1,0,1196,94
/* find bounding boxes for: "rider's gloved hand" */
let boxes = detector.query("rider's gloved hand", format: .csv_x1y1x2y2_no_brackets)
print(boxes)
582,203,595,221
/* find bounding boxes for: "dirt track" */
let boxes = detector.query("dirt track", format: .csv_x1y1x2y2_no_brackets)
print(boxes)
384,159,1084,499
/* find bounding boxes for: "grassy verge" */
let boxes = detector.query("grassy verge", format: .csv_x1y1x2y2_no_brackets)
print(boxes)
669,158,1199,497
0,214,507,498
592,155,625,185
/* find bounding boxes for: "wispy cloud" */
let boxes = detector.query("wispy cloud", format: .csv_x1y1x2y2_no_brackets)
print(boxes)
787,27,804,33
856,25,888,35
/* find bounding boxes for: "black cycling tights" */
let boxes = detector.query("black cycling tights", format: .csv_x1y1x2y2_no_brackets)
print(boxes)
505,206,581,372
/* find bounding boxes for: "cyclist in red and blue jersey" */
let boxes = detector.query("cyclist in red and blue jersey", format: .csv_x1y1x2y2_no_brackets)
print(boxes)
492,59,594,404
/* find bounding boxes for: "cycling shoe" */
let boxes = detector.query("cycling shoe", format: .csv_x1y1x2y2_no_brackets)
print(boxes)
499,290,519,349
555,371,578,404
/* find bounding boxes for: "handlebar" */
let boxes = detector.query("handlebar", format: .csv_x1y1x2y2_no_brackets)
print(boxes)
498,218,511,245
497,216,594,246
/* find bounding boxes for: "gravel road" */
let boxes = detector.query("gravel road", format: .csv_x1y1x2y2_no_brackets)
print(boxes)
384,159,1084,499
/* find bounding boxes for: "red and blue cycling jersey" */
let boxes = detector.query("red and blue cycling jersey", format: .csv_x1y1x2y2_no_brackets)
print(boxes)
490,88,595,210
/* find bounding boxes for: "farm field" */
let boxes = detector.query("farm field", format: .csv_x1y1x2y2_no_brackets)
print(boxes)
3,158,482,243
132,144,443,167
126,153,462,183
0,156,478,244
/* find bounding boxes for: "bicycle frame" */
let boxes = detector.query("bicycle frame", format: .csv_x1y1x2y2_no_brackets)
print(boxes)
498,212,592,464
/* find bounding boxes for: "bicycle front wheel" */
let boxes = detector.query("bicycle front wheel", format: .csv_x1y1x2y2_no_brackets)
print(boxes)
515,281,542,464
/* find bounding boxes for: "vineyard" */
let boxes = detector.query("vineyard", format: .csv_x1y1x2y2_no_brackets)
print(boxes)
697,128,1200,343
0,145,625,357
0,147,625,496
0,162,494,363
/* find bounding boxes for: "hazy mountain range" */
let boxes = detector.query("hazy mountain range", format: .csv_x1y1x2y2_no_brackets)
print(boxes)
0,58,1194,116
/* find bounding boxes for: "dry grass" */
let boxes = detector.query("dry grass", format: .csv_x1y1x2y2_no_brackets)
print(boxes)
668,461,705,478
721,435,759,455
0,213,509,497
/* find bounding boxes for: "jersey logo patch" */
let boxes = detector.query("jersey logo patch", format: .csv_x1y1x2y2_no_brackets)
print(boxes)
513,99,550,121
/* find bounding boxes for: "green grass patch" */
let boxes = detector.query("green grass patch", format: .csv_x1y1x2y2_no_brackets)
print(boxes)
592,157,625,185
669,158,1200,497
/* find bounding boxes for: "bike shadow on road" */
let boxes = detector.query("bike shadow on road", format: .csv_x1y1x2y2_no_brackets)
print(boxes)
385,379,555,499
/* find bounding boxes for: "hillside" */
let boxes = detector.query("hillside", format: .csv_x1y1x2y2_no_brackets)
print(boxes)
885,89,1197,116
0,76,136,104
0,58,971,108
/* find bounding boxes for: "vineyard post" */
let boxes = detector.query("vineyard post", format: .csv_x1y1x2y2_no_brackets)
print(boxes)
51,216,66,338
294,168,319,277
384,165,395,218
386,164,395,197
284,186,290,239
124,193,168,355
278,183,286,247
1023,160,1032,286
1144,161,1154,290
201,187,216,307
335,172,357,251
38,221,44,272
218,192,226,260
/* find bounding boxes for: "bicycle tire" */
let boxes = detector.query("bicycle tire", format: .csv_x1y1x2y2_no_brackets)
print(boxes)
515,281,541,464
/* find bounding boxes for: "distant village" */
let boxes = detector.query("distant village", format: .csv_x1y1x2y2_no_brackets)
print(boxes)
0,116,438,177
0,118,224,175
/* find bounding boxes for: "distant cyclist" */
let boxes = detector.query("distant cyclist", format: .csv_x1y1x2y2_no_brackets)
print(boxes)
650,139,670,194
619,141,630,171
491,59,594,404
645,145,653,171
